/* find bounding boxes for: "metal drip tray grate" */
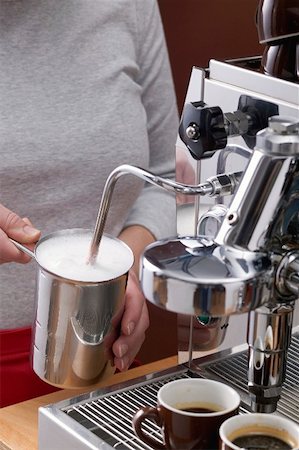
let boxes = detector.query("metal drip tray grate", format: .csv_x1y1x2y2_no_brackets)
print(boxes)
64,371,249,450
66,372,192,449
39,334,299,450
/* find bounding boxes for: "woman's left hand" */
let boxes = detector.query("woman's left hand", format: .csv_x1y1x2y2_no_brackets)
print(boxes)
111,270,149,371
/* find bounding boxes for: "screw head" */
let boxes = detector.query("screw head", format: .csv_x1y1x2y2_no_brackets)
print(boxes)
186,123,200,139
227,211,239,225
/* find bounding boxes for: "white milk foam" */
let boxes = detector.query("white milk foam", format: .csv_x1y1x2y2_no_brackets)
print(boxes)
36,233,134,282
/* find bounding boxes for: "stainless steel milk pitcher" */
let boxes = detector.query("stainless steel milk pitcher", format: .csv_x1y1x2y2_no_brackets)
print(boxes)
11,228,133,388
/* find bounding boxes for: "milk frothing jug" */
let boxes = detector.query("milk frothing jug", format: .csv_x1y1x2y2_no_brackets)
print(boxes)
11,228,133,388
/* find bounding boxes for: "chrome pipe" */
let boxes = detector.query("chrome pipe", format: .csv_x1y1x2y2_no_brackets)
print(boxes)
247,302,294,412
88,164,242,264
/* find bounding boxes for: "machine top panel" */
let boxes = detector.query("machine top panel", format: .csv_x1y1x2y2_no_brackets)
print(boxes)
207,59,299,107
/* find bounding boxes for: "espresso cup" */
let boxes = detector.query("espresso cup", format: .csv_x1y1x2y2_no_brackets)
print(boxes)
219,413,299,449
132,378,240,449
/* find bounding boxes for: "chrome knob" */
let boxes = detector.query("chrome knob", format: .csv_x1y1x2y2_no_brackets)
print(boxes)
186,123,200,139
268,116,299,134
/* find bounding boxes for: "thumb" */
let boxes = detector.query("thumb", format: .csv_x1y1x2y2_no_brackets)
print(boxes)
0,204,40,244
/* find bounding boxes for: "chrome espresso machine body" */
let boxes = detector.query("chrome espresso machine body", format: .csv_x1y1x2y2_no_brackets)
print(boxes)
38,57,299,449
143,57,299,414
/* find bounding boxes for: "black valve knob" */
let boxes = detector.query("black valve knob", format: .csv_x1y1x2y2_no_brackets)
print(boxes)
179,101,227,160
238,95,279,148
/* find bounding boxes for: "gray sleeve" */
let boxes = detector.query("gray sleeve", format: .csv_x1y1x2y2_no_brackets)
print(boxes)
124,0,179,239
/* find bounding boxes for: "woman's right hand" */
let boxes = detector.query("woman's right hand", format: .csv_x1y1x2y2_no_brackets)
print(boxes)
0,203,41,264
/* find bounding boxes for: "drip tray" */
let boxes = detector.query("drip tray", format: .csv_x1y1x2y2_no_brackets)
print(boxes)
39,334,299,450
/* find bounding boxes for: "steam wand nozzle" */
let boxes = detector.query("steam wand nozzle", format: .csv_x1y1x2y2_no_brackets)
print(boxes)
87,164,242,264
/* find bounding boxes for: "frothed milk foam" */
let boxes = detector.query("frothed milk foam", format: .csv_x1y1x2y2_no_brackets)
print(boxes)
36,233,133,282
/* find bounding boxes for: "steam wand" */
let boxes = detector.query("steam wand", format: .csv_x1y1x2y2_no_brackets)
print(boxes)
88,164,242,264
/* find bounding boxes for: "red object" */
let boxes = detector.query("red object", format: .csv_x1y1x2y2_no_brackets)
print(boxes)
0,326,142,407
0,326,60,408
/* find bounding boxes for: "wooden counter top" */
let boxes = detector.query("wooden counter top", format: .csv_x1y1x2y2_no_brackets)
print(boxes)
0,356,177,450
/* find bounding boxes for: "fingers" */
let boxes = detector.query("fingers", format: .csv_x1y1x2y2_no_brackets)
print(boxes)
112,271,149,371
0,204,40,243
120,271,148,337
0,228,35,264
113,302,149,371
0,204,40,264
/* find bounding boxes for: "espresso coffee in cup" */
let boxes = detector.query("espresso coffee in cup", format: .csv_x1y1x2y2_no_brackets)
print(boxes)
219,413,299,450
132,378,240,450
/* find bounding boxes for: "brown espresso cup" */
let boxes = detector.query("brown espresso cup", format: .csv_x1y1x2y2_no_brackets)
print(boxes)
132,378,240,449
219,413,299,450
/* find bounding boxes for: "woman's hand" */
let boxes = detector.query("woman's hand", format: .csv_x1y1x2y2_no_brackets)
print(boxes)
111,270,149,371
107,225,154,371
0,203,40,264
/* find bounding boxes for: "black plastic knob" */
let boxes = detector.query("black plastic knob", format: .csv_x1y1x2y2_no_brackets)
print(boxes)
238,95,279,148
179,101,227,160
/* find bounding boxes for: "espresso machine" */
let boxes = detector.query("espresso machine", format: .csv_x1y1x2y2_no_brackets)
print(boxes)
39,2,299,448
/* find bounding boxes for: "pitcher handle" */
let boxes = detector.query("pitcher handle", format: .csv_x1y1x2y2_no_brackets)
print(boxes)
9,238,36,259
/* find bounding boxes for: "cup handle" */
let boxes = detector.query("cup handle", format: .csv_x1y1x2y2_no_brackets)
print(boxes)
132,406,166,449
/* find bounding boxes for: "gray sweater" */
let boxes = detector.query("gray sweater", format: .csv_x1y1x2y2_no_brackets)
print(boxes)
0,0,178,329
